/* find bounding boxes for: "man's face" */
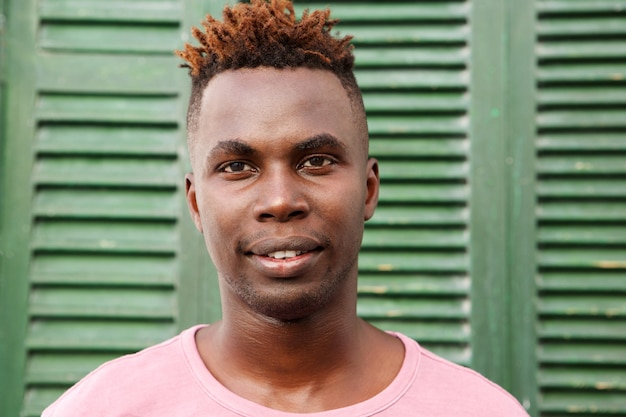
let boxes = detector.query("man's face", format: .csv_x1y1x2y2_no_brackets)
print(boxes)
186,67,379,321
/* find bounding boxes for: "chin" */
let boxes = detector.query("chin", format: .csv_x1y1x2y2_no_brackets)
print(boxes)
245,283,338,322
225,257,358,322
227,271,344,322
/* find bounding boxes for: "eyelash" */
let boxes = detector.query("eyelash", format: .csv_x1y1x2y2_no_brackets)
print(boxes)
217,155,336,176
220,161,255,173
298,155,336,169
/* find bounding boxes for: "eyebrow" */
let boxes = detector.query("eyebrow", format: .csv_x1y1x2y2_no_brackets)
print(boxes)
209,139,256,159
207,133,345,161
295,133,346,152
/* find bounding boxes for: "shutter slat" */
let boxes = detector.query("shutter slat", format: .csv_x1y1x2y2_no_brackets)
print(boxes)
539,272,626,292
539,226,626,245
372,183,468,204
538,134,626,151
32,221,178,254
537,1,626,14
26,321,177,351
369,138,467,158
39,0,181,23
540,392,626,414
31,254,176,286
538,180,626,198
379,161,467,180
368,116,466,135
364,93,467,112
34,158,178,188
358,297,468,319
538,42,626,59
34,189,179,220
346,25,467,44
538,203,626,222
36,126,178,156
36,95,179,124
359,252,467,273
538,64,626,83
37,53,180,94
540,368,626,390
356,69,467,89
358,274,468,296
539,295,626,317
362,229,467,249
40,23,179,53
537,155,626,176
538,249,626,268
30,288,176,319
369,206,468,225
539,319,626,340
538,89,626,106
355,48,466,67
538,18,626,36
539,344,626,365
538,111,626,129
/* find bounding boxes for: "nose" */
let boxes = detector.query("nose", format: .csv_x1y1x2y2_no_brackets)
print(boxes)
253,169,309,222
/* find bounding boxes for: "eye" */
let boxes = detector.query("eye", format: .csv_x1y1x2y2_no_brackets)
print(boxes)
220,161,255,173
300,156,334,169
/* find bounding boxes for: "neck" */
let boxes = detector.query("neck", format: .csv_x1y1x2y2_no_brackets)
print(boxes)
194,284,405,413
218,296,363,385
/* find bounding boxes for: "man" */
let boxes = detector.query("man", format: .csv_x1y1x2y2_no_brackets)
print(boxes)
43,1,529,415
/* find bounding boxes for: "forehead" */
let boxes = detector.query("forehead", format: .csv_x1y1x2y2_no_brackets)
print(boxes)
193,67,362,161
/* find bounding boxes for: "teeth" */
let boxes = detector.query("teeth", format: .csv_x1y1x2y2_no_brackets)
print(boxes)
267,250,303,259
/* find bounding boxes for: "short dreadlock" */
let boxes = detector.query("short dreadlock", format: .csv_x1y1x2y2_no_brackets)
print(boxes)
175,0,366,142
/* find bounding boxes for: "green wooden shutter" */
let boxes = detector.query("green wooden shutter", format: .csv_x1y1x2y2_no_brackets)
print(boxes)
297,2,471,365
24,3,182,415
0,1,221,415
535,1,626,414
4,1,625,416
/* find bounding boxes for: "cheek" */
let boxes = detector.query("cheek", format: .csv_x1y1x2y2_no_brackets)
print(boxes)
196,189,242,258
319,181,367,235
202,216,245,272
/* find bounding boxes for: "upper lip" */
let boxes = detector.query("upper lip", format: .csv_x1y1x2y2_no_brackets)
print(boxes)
245,236,324,256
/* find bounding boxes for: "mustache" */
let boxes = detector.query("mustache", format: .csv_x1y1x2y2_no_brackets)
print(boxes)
237,230,331,254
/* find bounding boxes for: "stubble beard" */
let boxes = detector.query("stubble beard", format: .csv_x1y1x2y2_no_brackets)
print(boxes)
226,253,359,323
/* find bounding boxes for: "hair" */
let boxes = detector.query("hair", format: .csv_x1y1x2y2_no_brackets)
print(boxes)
175,0,367,142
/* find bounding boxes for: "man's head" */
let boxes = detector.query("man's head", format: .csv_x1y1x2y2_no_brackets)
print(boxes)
175,0,368,161
177,0,378,322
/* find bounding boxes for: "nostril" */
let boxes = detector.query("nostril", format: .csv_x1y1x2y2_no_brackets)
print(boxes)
258,210,306,222
289,210,305,219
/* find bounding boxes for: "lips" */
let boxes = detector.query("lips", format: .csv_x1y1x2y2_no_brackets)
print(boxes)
244,236,325,277
246,236,324,258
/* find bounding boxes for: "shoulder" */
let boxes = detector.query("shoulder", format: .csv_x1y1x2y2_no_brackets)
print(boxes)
395,333,529,416
42,326,205,417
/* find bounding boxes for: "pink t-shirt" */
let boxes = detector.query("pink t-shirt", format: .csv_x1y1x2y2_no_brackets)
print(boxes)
43,325,529,416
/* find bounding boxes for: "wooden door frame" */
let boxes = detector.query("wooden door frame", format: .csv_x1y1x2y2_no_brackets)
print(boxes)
0,0,38,415
469,0,538,413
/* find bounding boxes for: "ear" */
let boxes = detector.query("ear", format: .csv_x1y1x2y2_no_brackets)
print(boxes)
364,158,380,221
185,173,203,233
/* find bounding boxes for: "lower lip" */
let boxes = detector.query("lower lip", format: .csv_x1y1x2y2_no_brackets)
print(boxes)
248,251,321,278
